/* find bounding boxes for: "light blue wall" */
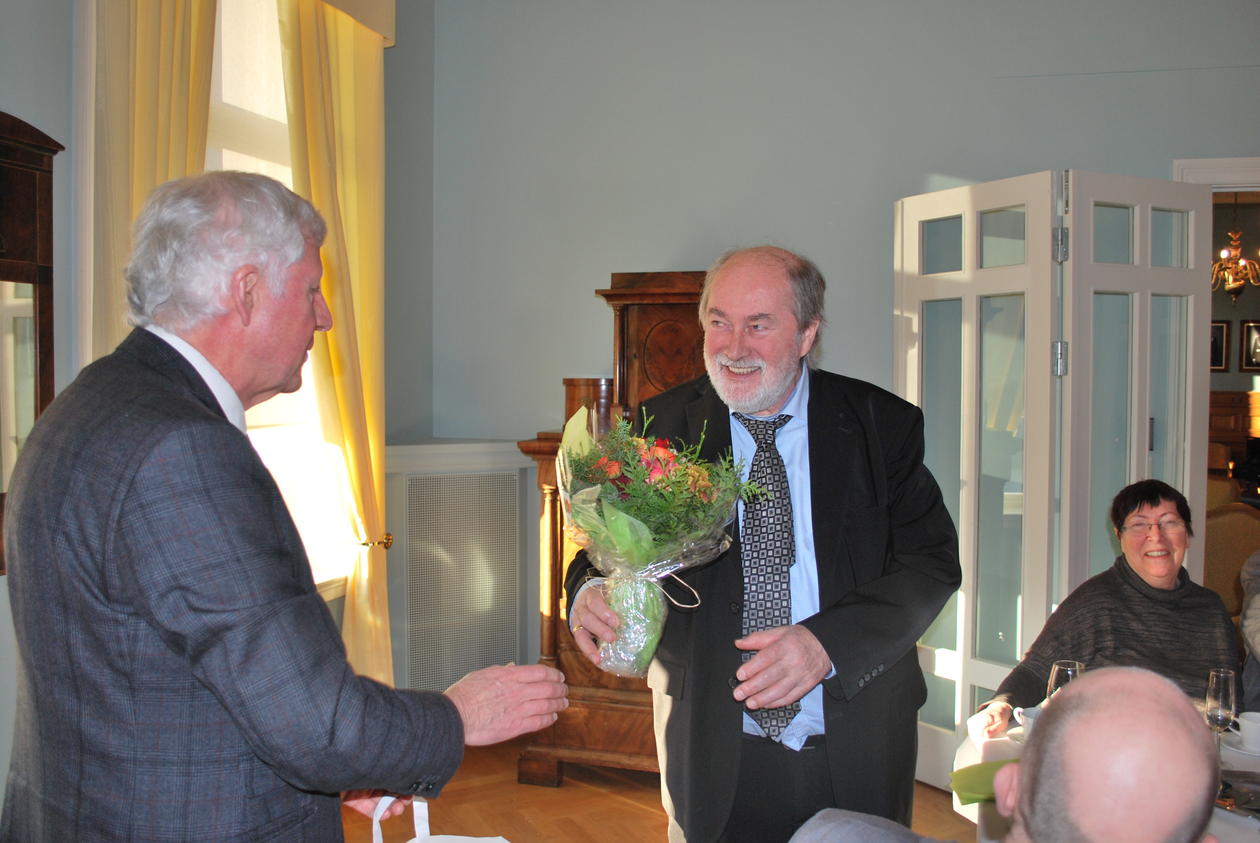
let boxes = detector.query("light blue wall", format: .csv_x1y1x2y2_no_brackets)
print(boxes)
380,0,1260,442
385,0,437,443
1,0,79,803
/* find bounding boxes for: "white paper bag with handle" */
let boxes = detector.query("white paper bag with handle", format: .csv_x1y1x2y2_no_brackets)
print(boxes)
371,795,510,843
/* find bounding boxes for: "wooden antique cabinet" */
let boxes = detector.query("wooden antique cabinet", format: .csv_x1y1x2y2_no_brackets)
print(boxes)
1208,391,1260,467
0,113,61,575
516,271,706,784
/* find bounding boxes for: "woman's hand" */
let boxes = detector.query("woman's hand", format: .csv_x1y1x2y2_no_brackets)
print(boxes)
968,701,1014,742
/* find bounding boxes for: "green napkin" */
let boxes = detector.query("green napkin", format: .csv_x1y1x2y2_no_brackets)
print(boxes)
950,759,1016,804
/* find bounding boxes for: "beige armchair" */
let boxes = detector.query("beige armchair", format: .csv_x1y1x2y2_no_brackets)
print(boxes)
1210,503,1260,633
1208,474,1242,510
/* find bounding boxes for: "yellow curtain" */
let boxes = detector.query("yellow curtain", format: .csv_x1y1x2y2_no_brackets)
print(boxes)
276,0,393,683
94,0,217,358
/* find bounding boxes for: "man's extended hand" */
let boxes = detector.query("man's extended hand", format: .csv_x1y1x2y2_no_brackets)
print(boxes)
445,663,568,746
568,582,620,666
731,624,830,710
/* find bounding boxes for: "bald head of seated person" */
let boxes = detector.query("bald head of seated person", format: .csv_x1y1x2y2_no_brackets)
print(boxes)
789,666,1220,843
996,666,1219,843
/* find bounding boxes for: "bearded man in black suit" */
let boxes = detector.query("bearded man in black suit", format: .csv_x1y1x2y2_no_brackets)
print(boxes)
566,246,960,842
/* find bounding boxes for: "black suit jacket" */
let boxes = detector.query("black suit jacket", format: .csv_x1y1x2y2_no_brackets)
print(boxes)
2,330,464,841
565,369,960,841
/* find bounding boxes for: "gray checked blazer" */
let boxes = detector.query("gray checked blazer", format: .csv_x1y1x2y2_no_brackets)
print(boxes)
2,329,461,841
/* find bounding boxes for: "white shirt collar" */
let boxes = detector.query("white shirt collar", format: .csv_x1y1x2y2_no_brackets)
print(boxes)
144,325,247,432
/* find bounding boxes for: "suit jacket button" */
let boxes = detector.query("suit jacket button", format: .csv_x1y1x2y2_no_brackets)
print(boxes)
729,601,741,613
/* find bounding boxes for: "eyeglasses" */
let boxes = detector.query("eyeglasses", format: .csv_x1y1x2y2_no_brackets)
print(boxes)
1120,518,1187,536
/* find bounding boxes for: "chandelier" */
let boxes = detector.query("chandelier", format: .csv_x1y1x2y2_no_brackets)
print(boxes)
1211,192,1260,305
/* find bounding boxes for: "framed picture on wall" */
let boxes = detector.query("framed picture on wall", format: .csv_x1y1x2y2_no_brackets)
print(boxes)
1211,321,1230,371
1242,321,1260,372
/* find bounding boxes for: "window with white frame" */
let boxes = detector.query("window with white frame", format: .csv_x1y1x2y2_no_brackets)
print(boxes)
207,0,360,591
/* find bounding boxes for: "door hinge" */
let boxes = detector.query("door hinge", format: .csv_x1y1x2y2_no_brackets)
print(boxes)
1053,226,1069,264
1052,340,1068,377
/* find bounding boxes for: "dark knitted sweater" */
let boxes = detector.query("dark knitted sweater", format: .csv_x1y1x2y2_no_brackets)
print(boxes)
991,556,1239,708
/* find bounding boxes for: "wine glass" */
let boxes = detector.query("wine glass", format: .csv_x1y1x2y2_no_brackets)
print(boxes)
1045,660,1084,701
1205,668,1237,750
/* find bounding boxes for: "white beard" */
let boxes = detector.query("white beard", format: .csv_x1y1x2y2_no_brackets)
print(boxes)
704,352,803,416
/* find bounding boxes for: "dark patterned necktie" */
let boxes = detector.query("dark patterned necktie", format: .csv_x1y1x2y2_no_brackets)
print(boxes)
735,412,800,740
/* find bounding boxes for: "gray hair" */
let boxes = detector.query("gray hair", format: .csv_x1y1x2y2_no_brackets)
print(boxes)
698,245,827,365
124,171,327,331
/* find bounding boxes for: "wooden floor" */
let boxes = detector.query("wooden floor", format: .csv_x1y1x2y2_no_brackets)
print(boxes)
344,738,977,842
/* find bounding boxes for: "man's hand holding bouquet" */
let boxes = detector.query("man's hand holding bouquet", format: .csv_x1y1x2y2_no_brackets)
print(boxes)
558,407,761,677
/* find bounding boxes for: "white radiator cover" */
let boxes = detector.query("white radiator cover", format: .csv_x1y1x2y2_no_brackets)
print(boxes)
385,442,538,692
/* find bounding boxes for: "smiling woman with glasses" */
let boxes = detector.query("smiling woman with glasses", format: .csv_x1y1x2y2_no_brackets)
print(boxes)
971,479,1240,740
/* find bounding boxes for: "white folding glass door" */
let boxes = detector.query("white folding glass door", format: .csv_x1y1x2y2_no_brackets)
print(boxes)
894,171,1210,787
895,172,1058,786
1061,172,1211,589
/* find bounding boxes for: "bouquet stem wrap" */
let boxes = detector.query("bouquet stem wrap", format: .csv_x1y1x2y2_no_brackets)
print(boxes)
584,524,730,677
558,408,754,678
600,576,665,678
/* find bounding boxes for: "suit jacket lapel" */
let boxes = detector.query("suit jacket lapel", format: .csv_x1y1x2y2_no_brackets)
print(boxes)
683,382,732,464
807,370,865,600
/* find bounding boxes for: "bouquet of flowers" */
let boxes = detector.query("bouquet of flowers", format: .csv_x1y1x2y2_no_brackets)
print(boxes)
557,406,761,677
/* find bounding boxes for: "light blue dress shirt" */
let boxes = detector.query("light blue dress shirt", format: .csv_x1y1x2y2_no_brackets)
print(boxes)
732,362,829,750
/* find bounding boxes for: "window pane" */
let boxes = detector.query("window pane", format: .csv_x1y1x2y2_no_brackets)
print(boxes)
971,684,999,711
980,205,1026,268
2,283,35,494
246,361,362,585
1151,208,1188,269
13,316,34,443
219,149,292,188
919,299,963,730
218,0,287,121
1090,293,1130,576
921,673,956,729
923,215,963,274
214,1,357,587
975,294,1025,666
921,298,962,651
1094,203,1133,264
1149,296,1187,487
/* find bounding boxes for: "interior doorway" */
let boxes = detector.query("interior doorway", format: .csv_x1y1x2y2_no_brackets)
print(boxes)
1177,159,1260,484
896,169,1213,786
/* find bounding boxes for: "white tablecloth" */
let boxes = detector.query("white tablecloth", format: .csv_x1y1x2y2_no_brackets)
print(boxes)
953,728,1260,842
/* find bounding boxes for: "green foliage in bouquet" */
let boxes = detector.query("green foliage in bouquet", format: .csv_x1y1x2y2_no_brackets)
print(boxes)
557,407,763,677
560,410,761,573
